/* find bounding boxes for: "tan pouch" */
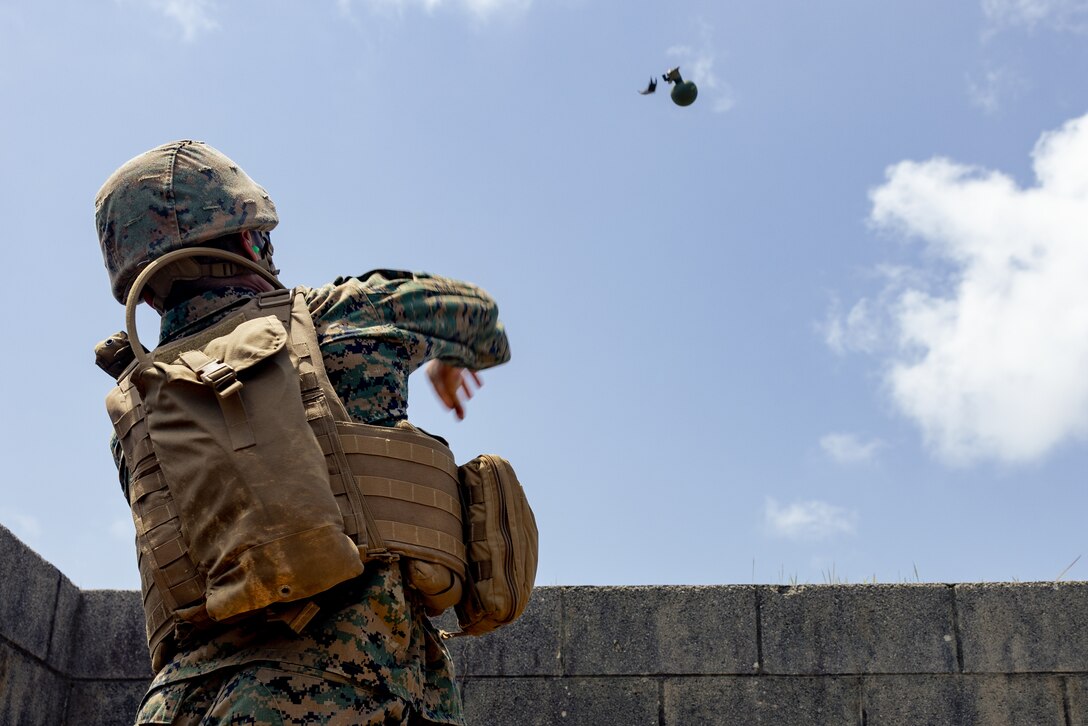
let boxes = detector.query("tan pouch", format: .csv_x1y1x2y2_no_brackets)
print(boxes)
450,454,538,636
116,249,365,630
134,313,364,621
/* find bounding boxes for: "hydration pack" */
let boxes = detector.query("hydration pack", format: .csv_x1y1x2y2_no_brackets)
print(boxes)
97,249,537,670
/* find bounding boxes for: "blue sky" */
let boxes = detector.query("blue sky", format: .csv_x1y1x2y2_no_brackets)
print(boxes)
1,0,1087,590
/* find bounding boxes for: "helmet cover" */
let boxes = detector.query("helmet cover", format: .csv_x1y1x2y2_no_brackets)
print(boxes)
96,140,278,303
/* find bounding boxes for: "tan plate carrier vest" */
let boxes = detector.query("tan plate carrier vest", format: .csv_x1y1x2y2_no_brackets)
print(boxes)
105,250,468,671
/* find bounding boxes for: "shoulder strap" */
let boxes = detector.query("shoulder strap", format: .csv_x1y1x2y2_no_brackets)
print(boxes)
285,292,351,423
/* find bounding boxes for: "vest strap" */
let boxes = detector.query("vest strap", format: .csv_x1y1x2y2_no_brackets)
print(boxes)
356,475,460,518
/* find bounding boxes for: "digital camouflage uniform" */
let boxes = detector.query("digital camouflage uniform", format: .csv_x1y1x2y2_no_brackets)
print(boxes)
96,138,509,726
118,272,509,725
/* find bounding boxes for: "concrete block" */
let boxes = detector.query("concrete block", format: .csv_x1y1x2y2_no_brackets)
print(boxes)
461,676,659,726
862,674,1065,726
66,679,149,726
443,586,562,677
0,523,62,659
663,675,860,725
957,582,1088,673
46,575,83,675
69,590,154,680
0,642,68,726
1062,675,1088,726
563,586,758,676
761,584,958,675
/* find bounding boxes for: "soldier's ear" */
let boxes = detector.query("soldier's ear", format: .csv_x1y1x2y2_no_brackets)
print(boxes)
240,230,262,262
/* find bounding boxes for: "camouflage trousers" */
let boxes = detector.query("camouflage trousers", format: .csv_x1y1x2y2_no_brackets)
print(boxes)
136,663,427,725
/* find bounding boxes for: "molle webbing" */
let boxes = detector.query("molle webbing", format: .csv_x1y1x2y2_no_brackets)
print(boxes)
330,422,466,577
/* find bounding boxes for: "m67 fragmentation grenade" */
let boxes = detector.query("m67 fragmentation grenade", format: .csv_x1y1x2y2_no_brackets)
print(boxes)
638,66,698,108
663,67,698,107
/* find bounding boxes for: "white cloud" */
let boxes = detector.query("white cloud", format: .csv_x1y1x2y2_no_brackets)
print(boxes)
822,266,924,355
966,67,1024,114
461,0,529,15
982,0,1088,31
820,433,884,464
145,0,219,41
339,0,530,20
764,498,857,540
849,112,1088,465
824,296,881,355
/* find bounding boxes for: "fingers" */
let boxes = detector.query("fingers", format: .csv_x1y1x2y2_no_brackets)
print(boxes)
451,370,474,419
427,361,482,419
458,370,483,396
449,371,467,420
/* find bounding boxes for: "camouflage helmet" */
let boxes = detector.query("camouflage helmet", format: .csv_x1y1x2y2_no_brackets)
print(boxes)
96,140,279,303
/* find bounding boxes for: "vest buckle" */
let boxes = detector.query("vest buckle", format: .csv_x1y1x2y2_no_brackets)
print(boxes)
197,360,242,398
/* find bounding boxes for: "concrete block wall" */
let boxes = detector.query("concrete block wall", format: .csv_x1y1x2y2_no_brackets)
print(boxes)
0,525,151,726
3,522,1087,725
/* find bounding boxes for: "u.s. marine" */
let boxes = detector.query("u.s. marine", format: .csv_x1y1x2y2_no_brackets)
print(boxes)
94,139,510,725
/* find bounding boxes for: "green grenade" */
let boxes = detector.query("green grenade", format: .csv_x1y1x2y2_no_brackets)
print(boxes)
663,67,698,107
671,80,698,107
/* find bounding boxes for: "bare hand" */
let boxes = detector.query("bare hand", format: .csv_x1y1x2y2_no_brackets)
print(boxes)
427,361,482,420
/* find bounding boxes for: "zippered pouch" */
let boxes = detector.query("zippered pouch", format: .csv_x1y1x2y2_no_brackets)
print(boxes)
451,454,538,636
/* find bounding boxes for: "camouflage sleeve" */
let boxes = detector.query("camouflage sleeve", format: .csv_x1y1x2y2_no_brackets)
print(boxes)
304,270,511,375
